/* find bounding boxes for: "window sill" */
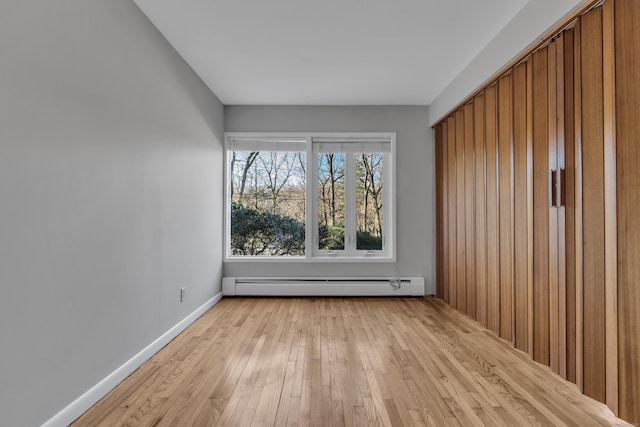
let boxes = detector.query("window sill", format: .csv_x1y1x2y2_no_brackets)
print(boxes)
224,255,395,263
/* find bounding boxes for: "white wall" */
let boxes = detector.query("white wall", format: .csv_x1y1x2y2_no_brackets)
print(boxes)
429,0,586,126
224,106,434,286
0,1,224,426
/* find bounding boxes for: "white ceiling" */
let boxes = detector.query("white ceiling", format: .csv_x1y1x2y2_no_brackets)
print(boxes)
133,0,529,105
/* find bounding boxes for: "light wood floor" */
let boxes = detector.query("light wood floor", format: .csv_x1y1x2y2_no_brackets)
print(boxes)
74,297,629,426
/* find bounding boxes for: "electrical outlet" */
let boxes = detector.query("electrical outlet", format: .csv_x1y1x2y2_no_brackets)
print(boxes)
180,287,186,302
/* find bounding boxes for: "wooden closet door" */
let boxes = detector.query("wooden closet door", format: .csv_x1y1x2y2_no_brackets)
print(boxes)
580,5,606,403
435,124,445,299
558,27,577,383
464,102,476,318
447,116,457,307
531,34,572,373
554,32,572,379
498,74,514,342
547,39,561,375
563,27,578,385
532,46,551,366
513,60,532,354
455,109,467,312
440,121,449,303
615,0,640,421
474,94,487,327
485,85,500,335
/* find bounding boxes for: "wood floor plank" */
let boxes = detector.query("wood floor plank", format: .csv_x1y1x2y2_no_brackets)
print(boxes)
73,298,629,427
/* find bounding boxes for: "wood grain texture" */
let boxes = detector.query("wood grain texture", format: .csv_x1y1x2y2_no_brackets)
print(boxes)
464,102,476,319
72,297,630,427
447,116,457,307
602,0,618,415
614,0,640,421
498,74,514,343
455,109,467,313
484,85,501,336
556,33,568,380
441,121,450,303
563,27,577,386
526,59,535,360
474,93,487,327
572,19,584,393
580,6,606,404
512,61,530,353
435,124,445,299
547,40,560,375
532,46,550,366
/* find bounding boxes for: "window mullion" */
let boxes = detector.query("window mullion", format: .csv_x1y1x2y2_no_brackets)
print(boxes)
345,153,357,255
306,137,313,259
383,153,390,257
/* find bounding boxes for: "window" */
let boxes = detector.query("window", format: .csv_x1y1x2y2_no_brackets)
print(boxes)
313,137,391,258
225,133,395,261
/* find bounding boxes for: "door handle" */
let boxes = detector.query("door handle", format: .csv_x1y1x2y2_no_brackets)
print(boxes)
550,168,565,208
551,169,558,208
559,168,565,207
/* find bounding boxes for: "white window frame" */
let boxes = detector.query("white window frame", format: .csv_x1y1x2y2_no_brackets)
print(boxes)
224,132,396,263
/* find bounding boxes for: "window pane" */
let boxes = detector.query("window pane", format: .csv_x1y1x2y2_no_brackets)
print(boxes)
317,153,345,250
356,153,383,250
230,151,306,256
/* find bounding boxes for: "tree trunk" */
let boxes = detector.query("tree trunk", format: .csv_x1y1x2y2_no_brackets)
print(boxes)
328,154,337,225
239,151,259,203
230,151,237,200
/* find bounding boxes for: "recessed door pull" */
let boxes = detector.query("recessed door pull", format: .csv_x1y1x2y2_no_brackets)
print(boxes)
559,168,565,207
551,169,558,207
551,168,565,208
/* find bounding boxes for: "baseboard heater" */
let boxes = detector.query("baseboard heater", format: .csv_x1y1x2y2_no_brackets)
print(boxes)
222,277,426,297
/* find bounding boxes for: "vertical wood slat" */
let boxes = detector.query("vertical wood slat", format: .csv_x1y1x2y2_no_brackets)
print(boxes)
498,74,514,342
455,109,467,313
441,121,449,303
563,28,577,384
573,18,584,393
580,5,606,403
435,124,444,299
602,0,618,415
484,85,500,335
526,58,535,359
615,0,640,421
532,46,550,366
447,116,457,308
548,39,560,375
513,61,529,353
464,103,476,319
556,33,568,380
474,94,487,327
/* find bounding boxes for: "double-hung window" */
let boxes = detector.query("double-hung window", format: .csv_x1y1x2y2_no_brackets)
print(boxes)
225,133,395,262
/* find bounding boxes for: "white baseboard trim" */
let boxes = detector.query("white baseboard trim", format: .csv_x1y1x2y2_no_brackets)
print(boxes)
42,292,223,427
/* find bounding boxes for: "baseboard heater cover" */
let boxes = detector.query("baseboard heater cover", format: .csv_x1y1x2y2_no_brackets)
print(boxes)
222,277,426,297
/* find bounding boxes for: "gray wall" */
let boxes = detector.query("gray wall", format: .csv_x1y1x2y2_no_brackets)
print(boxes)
429,0,584,125
0,1,224,425
224,106,434,285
